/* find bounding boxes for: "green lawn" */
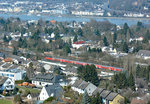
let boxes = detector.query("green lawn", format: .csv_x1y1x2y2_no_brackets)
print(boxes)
16,86,40,93
0,99,12,104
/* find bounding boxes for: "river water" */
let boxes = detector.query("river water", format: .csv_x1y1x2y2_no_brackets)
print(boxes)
0,13,150,26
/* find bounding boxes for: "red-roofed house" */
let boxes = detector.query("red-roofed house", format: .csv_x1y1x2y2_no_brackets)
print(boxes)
50,20,56,24
131,98,147,104
72,41,86,49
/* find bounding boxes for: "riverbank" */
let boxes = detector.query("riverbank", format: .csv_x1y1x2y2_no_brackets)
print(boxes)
0,13,150,26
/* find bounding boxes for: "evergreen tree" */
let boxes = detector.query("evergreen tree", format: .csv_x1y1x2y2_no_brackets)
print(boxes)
94,29,100,36
3,35,8,42
13,47,18,55
13,87,19,95
77,65,99,86
41,67,46,73
123,23,129,35
24,75,30,82
136,21,142,31
69,38,72,46
77,28,83,36
113,32,117,43
136,64,141,77
122,42,128,53
113,72,128,89
63,45,71,55
128,72,135,90
103,36,109,46
81,91,90,104
144,30,150,40
73,35,78,42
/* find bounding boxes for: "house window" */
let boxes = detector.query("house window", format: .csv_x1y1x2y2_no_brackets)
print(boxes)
10,74,14,77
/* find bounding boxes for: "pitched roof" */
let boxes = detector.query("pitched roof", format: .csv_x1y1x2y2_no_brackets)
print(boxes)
0,76,8,86
137,50,150,56
72,79,83,88
105,92,118,101
92,88,104,96
32,73,66,83
29,93,39,98
100,90,111,98
73,41,85,44
78,81,89,90
44,84,64,98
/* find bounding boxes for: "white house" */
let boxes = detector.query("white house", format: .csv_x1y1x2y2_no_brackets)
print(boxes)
0,69,26,81
72,41,86,49
71,79,97,96
39,84,64,101
32,74,68,87
137,50,150,59
0,76,15,91
51,33,55,38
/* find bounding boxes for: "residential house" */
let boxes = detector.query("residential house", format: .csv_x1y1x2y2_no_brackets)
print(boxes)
131,98,147,104
106,92,124,104
72,41,86,49
62,66,77,76
61,35,74,43
32,74,68,87
0,69,26,81
27,93,39,100
100,90,111,104
137,50,150,59
11,55,26,64
0,76,15,91
39,84,64,101
71,79,97,96
71,79,124,104
92,87,104,96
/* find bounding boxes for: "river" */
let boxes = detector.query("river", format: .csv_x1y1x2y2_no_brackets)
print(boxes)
0,13,150,26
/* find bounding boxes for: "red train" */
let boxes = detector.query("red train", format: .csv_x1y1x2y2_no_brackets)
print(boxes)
44,57,124,72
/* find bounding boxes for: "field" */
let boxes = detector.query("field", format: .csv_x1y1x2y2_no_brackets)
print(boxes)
0,99,13,104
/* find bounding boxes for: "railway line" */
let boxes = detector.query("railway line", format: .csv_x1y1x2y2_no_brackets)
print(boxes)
44,57,124,71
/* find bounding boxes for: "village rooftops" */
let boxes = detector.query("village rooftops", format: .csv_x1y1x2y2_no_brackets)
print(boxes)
0,69,25,73
92,88,104,96
100,90,111,98
32,73,66,83
106,92,118,101
44,84,64,98
72,79,83,88
137,50,150,56
78,80,89,90
73,41,85,44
